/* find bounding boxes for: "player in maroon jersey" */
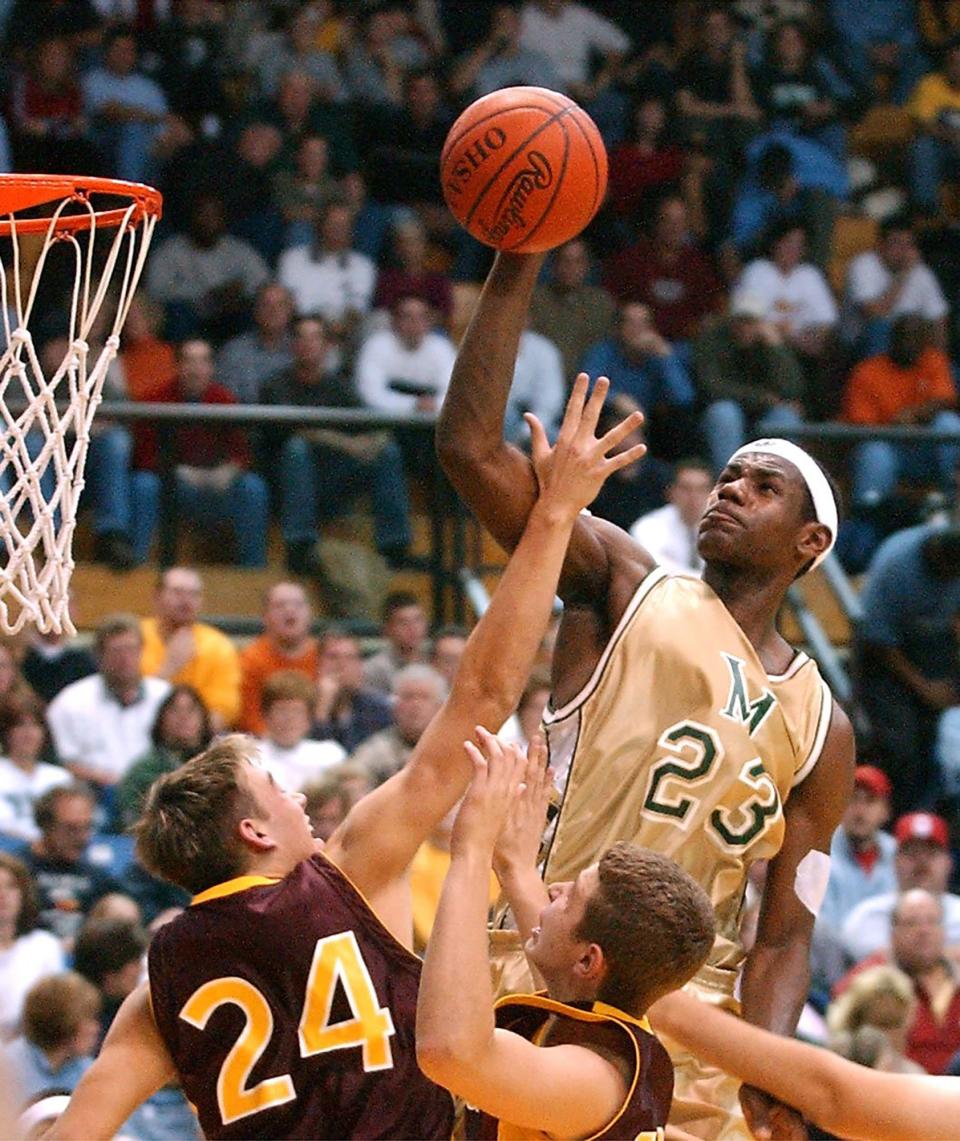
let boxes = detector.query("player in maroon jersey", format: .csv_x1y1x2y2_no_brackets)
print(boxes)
418,732,715,1140
48,377,647,1140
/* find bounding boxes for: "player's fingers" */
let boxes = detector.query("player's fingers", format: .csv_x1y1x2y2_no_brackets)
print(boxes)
579,375,609,436
558,373,589,439
474,725,504,762
605,441,647,474
524,412,549,465
598,408,644,454
463,739,488,781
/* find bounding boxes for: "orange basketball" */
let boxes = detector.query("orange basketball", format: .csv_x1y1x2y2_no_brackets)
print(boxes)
440,87,607,254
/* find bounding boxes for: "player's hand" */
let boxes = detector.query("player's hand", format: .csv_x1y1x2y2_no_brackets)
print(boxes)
739,1084,807,1140
451,727,528,858
493,734,552,878
525,373,646,519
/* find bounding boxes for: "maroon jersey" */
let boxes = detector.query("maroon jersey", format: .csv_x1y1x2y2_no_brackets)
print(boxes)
466,994,672,1140
148,854,454,1140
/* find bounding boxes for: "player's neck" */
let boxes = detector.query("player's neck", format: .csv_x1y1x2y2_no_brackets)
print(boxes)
703,563,792,658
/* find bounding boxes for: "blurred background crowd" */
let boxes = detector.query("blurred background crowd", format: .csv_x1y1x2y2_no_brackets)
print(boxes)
3,0,960,1134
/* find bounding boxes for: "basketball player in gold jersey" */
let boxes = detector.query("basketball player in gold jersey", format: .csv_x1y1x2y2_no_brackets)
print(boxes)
437,252,855,1141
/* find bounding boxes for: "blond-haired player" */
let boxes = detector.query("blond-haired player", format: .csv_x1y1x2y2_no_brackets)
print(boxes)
437,252,855,1140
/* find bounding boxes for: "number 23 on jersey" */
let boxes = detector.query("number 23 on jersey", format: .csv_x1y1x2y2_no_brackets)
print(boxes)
179,931,396,1127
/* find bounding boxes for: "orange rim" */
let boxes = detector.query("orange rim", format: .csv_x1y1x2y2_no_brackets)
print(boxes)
0,174,163,236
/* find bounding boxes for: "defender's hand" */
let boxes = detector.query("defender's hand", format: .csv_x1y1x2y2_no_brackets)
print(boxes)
493,735,552,878
450,727,528,858
525,374,646,519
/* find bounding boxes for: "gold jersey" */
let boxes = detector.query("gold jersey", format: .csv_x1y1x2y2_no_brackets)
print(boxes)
541,568,832,979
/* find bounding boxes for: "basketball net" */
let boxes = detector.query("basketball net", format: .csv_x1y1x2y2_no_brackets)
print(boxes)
0,185,158,635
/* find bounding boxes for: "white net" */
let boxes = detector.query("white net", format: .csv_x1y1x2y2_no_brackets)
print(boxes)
0,188,158,635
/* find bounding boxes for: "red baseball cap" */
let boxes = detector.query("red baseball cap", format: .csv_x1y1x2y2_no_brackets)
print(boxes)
854,765,892,800
894,812,950,850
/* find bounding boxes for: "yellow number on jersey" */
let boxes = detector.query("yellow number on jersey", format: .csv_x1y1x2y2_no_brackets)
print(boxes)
179,934,396,1128
299,931,396,1070
180,977,296,1127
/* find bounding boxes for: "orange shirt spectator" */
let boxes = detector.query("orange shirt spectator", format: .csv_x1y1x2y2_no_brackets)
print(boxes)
239,637,319,735
843,346,956,424
120,296,176,402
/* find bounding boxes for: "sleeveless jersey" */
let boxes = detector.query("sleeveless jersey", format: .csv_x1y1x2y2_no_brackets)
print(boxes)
148,854,454,1140
542,569,831,979
466,993,671,1141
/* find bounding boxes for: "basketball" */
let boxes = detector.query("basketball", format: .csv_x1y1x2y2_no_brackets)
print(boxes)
440,87,607,254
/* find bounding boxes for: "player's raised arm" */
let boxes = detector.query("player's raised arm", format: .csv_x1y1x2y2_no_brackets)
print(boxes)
650,989,959,1141
47,984,176,1141
329,378,645,925
417,731,626,1139
436,253,653,601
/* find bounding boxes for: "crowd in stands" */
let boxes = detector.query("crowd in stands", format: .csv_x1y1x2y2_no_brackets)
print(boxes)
4,0,960,1132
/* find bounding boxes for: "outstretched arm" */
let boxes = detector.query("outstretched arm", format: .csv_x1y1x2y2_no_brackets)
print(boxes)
417,731,625,1139
329,379,645,935
436,252,652,602
48,984,175,1141
650,990,959,1141
738,703,855,1140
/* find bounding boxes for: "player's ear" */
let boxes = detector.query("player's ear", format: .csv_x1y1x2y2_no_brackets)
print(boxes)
238,815,276,852
797,521,830,567
573,942,605,987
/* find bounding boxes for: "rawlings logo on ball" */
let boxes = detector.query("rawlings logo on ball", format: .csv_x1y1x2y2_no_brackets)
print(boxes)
484,151,553,243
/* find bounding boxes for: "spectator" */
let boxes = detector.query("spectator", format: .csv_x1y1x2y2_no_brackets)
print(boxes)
81,24,170,183
518,0,629,110
373,217,453,328
580,302,697,457
216,282,295,406
820,766,898,936
588,398,671,529
826,965,925,1074
146,193,269,343
448,2,560,100
629,458,712,576
752,18,849,161
72,917,146,1044
842,213,949,356
730,136,847,271
46,616,170,795
140,566,242,732
343,2,431,107
351,663,446,785
430,626,468,690
302,775,351,842
603,194,725,345
530,239,616,383
277,198,376,339
694,292,807,472
363,591,428,695
20,785,118,943
256,5,346,102
606,94,687,228
2,972,100,1102
0,853,64,1041
116,686,212,830
257,671,345,793
261,316,412,575
842,813,960,962
311,629,393,754
21,624,94,706
856,526,960,813
908,37,960,214
145,0,225,128
355,294,456,414
238,582,318,736
130,338,269,568
116,294,176,403
0,693,70,844
259,67,357,177
829,0,928,104
675,3,760,169
843,315,960,515
0,644,31,709
272,133,343,250
503,328,566,446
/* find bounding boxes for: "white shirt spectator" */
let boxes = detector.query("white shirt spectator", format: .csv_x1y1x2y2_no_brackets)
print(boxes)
505,330,565,444
736,259,838,334
258,738,346,794
630,504,704,577
355,328,457,414
47,675,171,783
0,760,71,842
81,66,167,121
0,929,64,1038
842,252,949,343
147,234,269,306
841,889,960,963
277,246,376,322
519,1,629,89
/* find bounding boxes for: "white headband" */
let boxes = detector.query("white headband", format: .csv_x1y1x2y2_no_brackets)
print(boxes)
728,438,837,570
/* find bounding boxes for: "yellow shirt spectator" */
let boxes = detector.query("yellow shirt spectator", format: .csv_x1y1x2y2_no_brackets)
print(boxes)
909,71,960,124
140,617,241,728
